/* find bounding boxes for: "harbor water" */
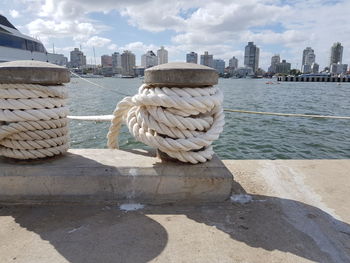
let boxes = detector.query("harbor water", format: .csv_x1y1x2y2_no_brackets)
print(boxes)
68,78,350,159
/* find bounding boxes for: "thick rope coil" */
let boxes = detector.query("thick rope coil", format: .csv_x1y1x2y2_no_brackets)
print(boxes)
107,84,225,164
0,84,69,159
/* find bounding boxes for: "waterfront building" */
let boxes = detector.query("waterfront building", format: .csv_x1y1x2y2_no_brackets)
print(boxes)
236,66,254,77
275,59,291,74
47,53,68,66
141,50,158,68
301,64,311,74
311,63,319,74
330,42,343,66
157,46,168,65
302,47,315,65
228,56,238,70
200,51,213,68
330,63,348,75
133,66,145,77
101,67,113,77
213,59,225,74
244,42,260,73
101,55,112,67
112,52,122,74
268,54,280,73
301,47,316,73
186,52,198,64
121,50,136,76
70,48,86,68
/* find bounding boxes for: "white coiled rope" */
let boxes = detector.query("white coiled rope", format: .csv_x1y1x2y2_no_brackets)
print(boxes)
107,84,225,164
0,84,69,159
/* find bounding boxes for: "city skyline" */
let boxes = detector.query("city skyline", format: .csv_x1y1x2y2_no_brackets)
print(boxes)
71,42,348,77
2,0,350,70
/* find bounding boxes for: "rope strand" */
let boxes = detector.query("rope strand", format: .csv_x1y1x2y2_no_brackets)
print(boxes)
0,84,69,159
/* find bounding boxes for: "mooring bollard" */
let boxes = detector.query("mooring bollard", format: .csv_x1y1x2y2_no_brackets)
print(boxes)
0,60,70,159
108,62,225,164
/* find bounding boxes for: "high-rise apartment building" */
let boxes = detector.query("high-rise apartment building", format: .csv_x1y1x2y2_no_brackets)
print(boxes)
70,48,86,68
302,47,315,66
121,50,136,76
141,50,158,68
301,47,316,73
112,52,122,74
275,59,291,74
229,56,238,69
244,42,259,73
157,46,168,65
213,59,225,74
186,52,198,64
330,42,343,65
268,54,280,73
311,63,319,74
200,51,213,68
101,55,112,67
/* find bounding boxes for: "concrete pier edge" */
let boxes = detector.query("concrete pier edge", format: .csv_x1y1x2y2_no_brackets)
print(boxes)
0,149,233,205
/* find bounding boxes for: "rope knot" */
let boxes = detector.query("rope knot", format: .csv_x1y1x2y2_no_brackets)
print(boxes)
107,84,225,164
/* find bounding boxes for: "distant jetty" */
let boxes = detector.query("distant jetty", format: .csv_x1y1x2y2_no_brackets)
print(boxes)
278,74,350,82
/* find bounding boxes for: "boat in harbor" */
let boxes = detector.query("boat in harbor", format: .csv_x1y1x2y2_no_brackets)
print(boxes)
0,14,66,65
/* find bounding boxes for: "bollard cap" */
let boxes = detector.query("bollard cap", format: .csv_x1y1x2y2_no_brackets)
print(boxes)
0,60,70,85
144,62,218,87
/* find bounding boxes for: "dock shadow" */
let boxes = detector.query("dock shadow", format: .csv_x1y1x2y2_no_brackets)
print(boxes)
1,151,349,263
0,152,168,263
0,205,168,263
180,195,350,263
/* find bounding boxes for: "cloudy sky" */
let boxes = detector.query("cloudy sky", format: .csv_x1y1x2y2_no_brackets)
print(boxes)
1,0,350,69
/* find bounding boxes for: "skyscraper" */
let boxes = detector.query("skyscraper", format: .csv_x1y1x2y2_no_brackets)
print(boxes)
213,59,225,74
112,52,122,74
330,42,343,65
302,47,315,66
301,47,315,73
229,56,238,69
157,46,168,65
200,51,213,68
268,54,280,73
141,50,158,68
244,42,259,73
121,50,136,76
186,52,198,64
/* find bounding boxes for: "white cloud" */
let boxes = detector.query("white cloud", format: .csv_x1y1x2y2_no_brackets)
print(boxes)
86,36,112,47
121,41,158,53
27,18,99,42
17,0,350,69
9,9,20,18
108,44,118,51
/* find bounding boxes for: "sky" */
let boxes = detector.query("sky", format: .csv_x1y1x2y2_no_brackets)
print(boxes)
1,0,350,70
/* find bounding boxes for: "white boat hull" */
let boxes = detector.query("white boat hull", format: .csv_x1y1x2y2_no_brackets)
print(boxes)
0,46,66,65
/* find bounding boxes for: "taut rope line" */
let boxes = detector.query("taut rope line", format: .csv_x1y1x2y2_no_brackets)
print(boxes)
68,110,350,122
107,84,225,164
69,71,131,97
223,109,350,120
0,83,69,159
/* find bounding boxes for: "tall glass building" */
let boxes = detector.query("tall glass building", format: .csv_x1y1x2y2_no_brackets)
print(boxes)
244,42,260,73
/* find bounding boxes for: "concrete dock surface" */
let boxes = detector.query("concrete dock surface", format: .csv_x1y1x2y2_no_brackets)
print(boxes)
1,159,350,263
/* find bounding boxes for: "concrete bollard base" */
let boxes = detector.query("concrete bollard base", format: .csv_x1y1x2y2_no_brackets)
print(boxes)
0,149,233,205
